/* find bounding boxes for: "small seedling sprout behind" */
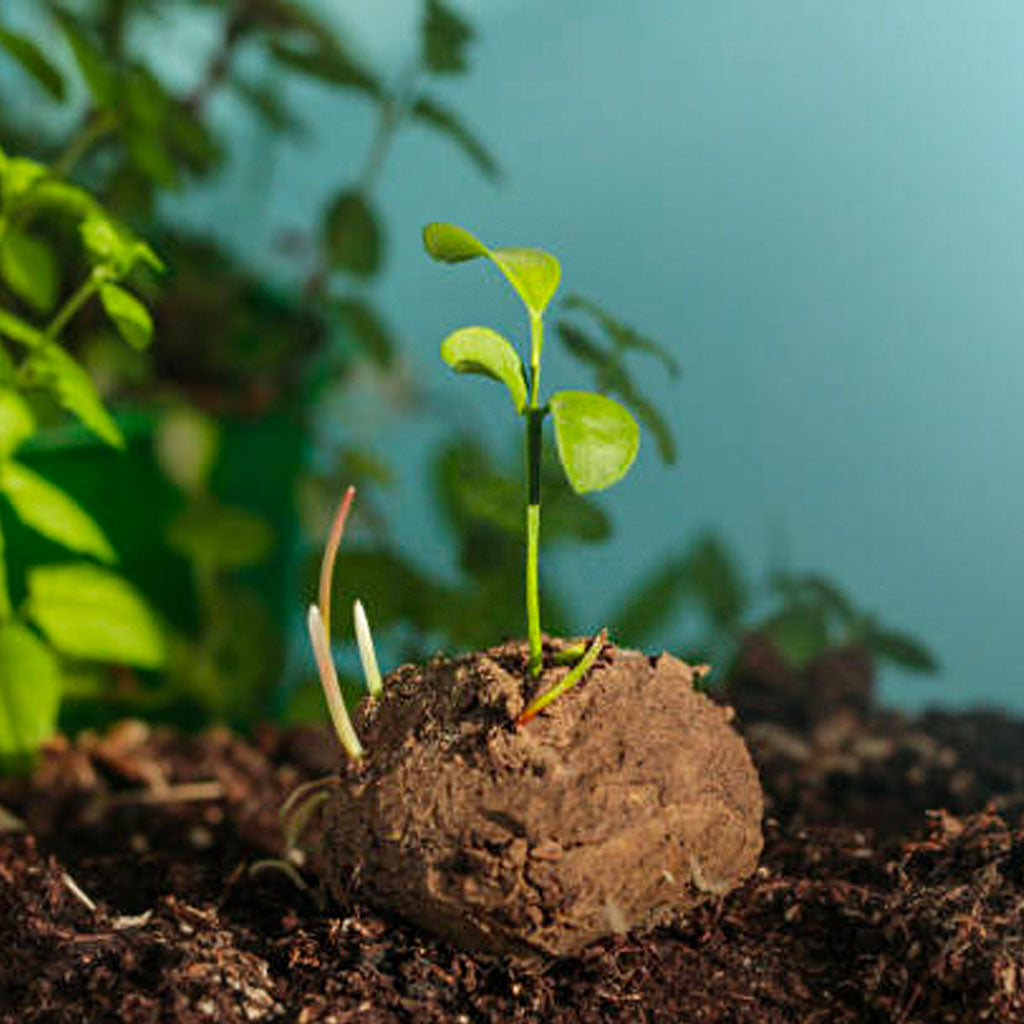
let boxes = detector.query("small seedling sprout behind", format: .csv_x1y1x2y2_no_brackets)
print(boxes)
424,222,640,681
306,487,387,763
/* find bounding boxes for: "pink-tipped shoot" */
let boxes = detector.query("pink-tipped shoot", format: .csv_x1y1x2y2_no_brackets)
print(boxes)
318,485,356,644
308,604,363,763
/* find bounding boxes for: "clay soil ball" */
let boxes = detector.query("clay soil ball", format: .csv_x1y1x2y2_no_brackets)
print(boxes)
320,641,764,962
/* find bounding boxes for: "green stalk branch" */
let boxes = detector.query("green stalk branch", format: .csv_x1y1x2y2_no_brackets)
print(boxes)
44,269,104,342
52,112,117,181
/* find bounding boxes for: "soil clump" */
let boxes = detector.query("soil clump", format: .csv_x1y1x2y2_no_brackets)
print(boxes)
2,635,1023,1021
321,641,764,960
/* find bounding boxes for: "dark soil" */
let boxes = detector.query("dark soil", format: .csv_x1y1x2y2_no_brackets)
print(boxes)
322,642,762,960
2,634,1023,1022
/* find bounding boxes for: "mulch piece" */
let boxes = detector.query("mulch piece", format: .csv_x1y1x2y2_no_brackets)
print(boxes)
2,640,1023,1022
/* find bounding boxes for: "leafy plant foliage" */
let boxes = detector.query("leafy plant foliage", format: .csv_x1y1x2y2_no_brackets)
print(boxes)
0,143,165,770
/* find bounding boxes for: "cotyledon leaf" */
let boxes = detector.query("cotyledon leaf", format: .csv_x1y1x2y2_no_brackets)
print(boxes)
423,221,560,317
441,325,526,412
549,390,639,494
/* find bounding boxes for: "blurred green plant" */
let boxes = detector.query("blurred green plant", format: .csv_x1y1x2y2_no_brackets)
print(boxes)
0,0,501,738
0,144,165,770
611,533,938,681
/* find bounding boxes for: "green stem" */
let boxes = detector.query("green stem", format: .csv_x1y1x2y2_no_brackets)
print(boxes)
525,407,544,676
524,311,547,675
529,311,542,406
357,61,420,195
44,270,103,342
52,112,117,181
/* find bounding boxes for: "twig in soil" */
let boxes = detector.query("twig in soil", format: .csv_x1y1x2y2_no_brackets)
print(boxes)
101,781,226,807
62,871,98,913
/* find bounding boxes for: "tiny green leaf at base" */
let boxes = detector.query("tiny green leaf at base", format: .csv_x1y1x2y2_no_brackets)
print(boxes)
441,325,526,413
550,390,639,493
517,629,607,727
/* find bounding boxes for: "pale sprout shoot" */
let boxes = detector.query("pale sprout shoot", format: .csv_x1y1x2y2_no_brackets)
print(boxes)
318,485,356,644
305,485,388,762
308,605,364,762
354,599,383,698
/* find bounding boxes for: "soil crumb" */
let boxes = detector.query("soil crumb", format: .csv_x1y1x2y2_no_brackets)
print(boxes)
321,641,764,960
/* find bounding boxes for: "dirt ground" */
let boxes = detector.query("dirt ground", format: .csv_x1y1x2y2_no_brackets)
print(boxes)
2,636,1023,1022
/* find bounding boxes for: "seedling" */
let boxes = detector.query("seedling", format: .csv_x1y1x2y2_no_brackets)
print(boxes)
305,486,385,763
423,222,640,688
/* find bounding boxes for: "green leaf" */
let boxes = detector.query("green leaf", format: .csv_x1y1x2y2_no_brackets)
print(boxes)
687,536,746,632
0,388,35,458
411,95,500,181
0,622,62,770
80,216,164,275
99,283,153,350
0,27,66,100
563,295,680,376
0,308,44,348
0,520,11,620
422,0,473,74
549,390,639,493
233,77,306,136
441,326,526,413
268,37,380,96
166,501,273,570
324,191,381,277
0,156,46,209
57,15,116,107
770,572,857,629
763,604,829,669
423,222,561,317
0,460,116,563
27,563,166,669
19,180,99,221
865,626,938,674
0,228,58,312
26,345,124,448
333,298,395,368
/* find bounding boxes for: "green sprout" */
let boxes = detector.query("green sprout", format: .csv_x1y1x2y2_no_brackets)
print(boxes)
423,222,640,682
306,486,386,763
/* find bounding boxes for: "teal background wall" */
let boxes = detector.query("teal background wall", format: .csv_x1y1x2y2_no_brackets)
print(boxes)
13,1,1023,711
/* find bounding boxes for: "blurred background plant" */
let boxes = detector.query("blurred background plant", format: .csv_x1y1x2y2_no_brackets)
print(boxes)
0,0,505,755
0,143,166,771
0,0,940,769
